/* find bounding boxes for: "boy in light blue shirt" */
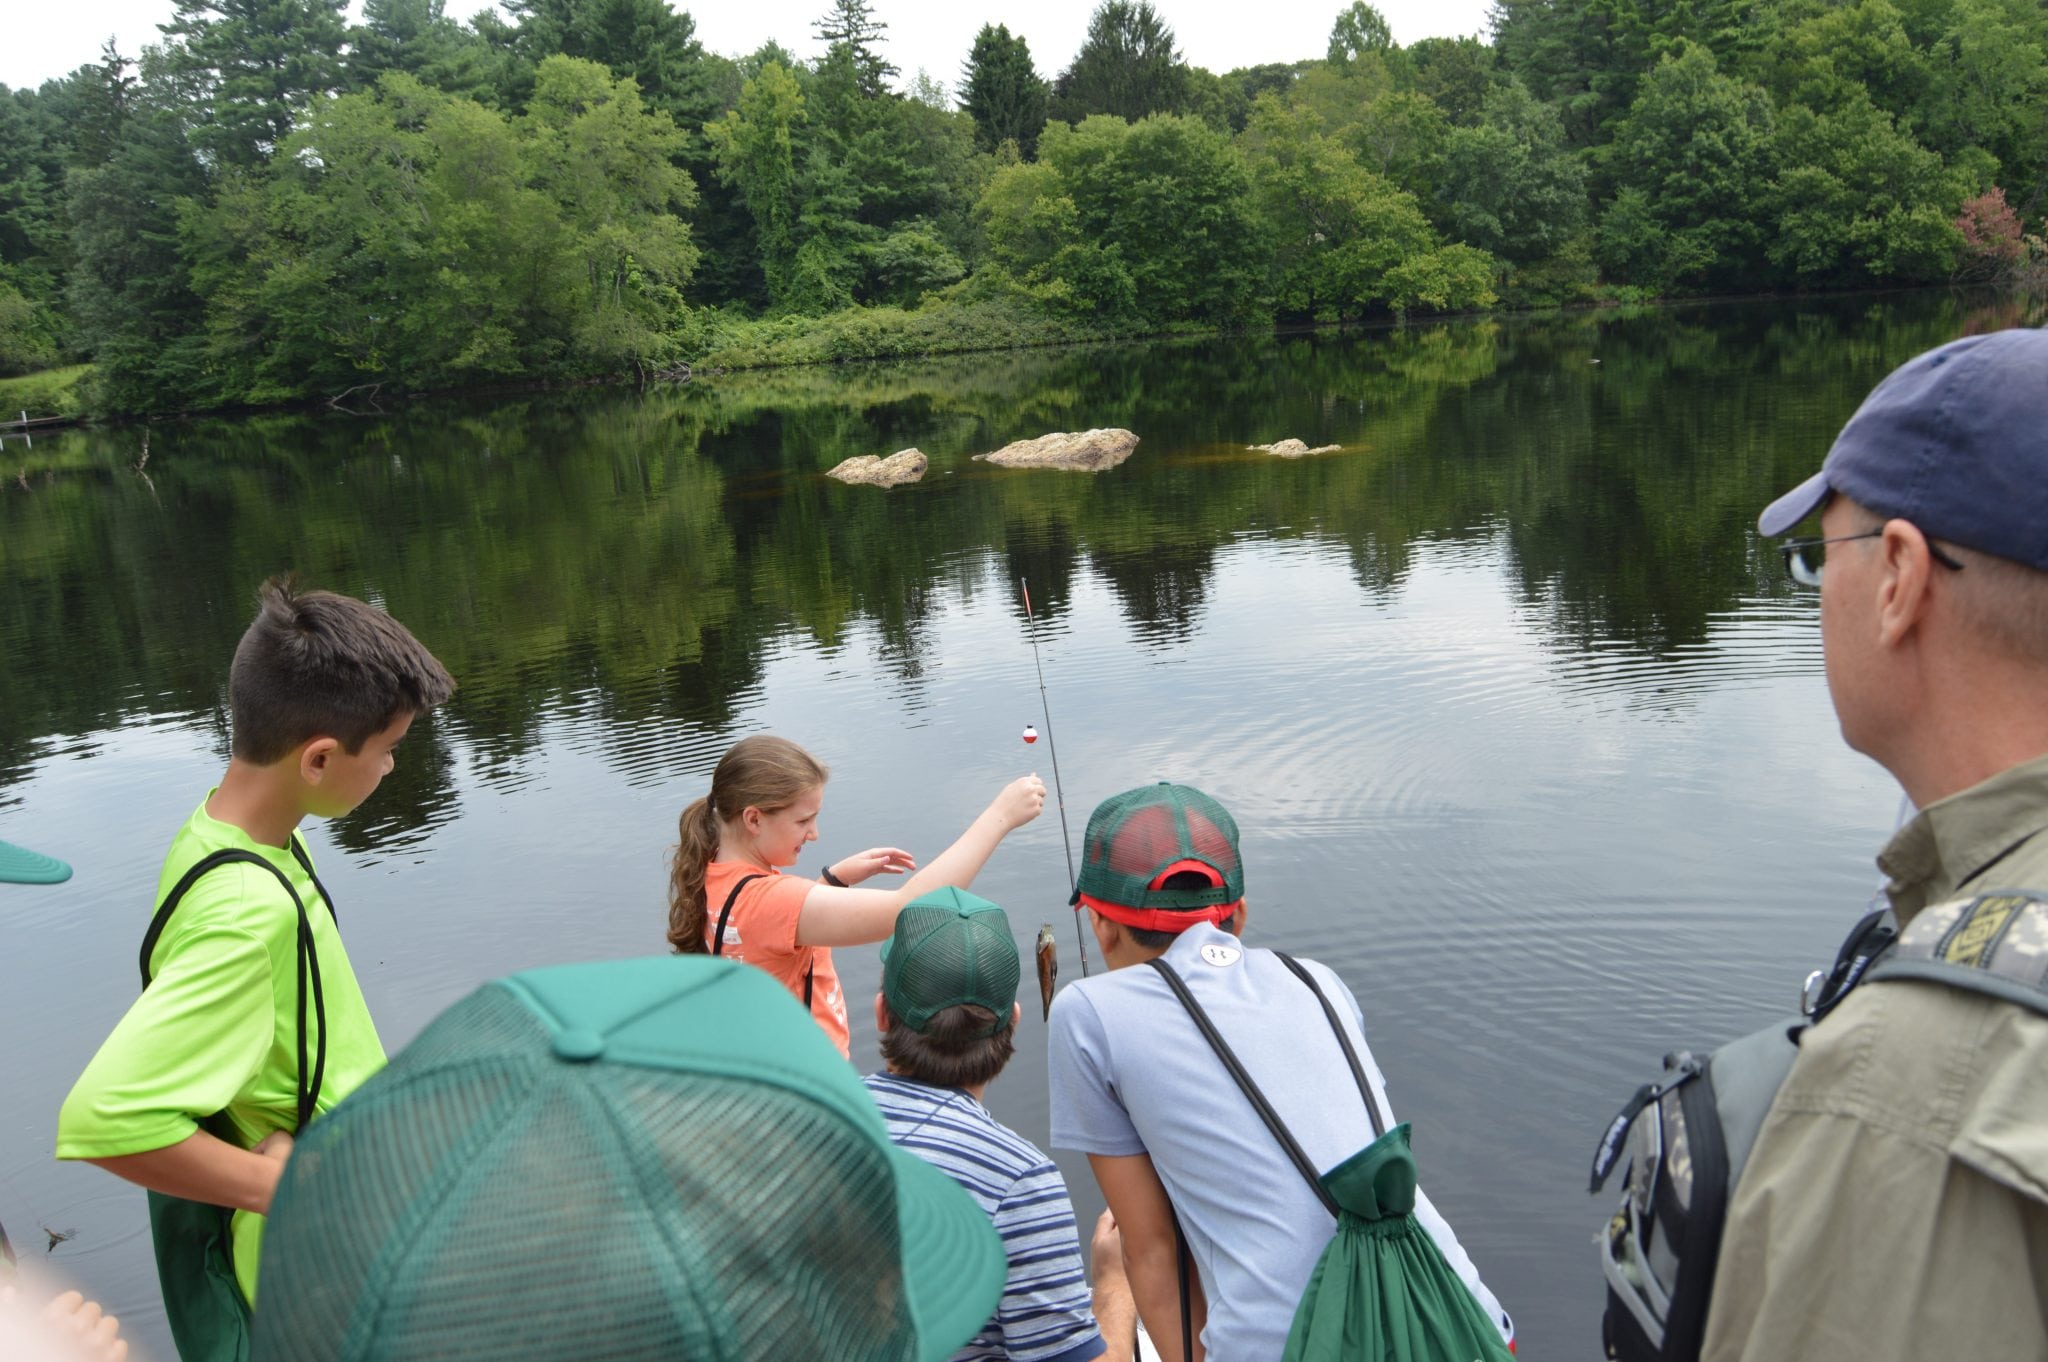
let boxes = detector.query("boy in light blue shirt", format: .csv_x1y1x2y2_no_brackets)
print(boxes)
1048,784,1513,1361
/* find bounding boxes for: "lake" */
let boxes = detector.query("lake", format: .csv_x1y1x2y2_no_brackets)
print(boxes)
3,288,2040,1358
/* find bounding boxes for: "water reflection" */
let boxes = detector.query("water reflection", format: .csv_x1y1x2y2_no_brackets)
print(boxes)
8,293,2035,828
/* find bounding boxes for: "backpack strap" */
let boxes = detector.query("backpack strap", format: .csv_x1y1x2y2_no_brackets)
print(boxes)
711,873,818,1013
1864,890,2048,1016
710,873,767,958
1275,952,1388,1137
138,836,334,1131
1146,956,1356,1218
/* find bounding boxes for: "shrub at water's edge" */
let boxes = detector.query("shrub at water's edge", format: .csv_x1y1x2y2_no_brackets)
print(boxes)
0,366,92,423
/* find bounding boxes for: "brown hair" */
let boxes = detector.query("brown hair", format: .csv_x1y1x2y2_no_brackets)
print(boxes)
229,576,456,764
667,736,830,953
879,1003,1016,1089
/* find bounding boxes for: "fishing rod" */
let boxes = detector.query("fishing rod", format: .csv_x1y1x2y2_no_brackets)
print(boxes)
1021,577,1090,978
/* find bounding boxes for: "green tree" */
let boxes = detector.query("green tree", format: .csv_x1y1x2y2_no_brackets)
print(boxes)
66,53,215,411
814,0,897,99
704,61,807,308
1242,95,1495,319
1329,1,1394,65
1767,93,1961,283
961,24,1048,157
1403,35,1503,125
1041,114,1263,321
1433,79,1586,262
502,0,718,126
1051,0,1189,122
1911,0,2048,202
1602,42,1775,286
158,0,349,168
522,55,699,364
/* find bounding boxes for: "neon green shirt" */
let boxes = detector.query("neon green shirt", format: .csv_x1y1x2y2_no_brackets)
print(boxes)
56,794,386,1304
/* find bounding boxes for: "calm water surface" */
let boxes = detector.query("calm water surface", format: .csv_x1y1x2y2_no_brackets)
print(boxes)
4,291,2041,1358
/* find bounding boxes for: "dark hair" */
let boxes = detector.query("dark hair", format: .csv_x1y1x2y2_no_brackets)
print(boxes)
229,577,455,765
879,1003,1015,1089
1127,869,1233,951
668,736,830,953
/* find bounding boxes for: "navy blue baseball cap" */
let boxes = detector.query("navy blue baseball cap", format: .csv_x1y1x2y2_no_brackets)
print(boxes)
1759,328,2048,571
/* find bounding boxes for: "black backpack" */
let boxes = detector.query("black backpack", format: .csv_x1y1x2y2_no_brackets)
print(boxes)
1589,889,2048,1362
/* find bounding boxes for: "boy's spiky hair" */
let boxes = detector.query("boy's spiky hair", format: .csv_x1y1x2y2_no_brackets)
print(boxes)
229,577,455,764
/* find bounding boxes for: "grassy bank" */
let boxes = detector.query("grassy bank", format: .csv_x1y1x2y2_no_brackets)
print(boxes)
0,365,92,423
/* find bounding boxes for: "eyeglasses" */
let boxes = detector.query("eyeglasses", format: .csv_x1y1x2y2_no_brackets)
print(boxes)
1779,529,1966,588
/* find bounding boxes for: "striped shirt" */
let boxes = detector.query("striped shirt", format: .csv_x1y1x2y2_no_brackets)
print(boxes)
864,1073,1106,1362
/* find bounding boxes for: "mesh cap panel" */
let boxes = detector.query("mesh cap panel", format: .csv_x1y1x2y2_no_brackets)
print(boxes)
882,890,1020,1033
1076,783,1244,913
253,976,933,1361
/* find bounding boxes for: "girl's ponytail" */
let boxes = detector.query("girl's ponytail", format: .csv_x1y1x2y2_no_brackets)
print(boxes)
666,735,829,954
667,797,722,953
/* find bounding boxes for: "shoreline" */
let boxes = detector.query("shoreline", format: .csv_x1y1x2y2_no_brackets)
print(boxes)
0,281,2000,435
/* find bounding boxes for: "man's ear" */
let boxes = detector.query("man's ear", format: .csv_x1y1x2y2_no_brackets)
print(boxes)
1877,519,1936,649
874,991,890,1034
1090,910,1119,957
1229,902,1249,936
298,737,341,786
1010,1001,1023,1030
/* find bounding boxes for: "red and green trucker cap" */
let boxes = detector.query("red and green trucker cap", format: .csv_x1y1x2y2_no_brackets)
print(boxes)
251,956,1007,1362
881,887,1021,1035
1073,782,1244,933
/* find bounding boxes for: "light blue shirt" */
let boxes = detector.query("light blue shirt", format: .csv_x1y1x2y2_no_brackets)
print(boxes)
1047,922,1511,1362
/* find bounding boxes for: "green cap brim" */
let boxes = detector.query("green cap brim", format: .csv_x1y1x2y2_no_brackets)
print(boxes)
0,839,71,885
890,1145,1008,1361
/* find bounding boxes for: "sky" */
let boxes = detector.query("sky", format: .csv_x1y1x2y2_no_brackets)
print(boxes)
4,0,1494,95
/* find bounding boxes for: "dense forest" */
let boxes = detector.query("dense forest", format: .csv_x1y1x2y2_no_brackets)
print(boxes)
1,0,2045,413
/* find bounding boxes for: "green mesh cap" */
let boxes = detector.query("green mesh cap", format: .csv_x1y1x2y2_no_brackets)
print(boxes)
880,888,1021,1035
250,956,1007,1362
1073,783,1244,930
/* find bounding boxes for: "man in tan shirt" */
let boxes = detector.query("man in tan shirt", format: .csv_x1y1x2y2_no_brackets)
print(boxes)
1704,328,2048,1361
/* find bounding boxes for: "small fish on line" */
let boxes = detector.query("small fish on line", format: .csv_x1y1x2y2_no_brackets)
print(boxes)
1022,724,1038,744
1036,924,1057,1020
43,1225,76,1253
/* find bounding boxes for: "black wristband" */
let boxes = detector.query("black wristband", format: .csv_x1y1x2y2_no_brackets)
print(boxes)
821,866,847,888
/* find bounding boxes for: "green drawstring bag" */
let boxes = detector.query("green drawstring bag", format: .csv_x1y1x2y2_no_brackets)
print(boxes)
147,1187,251,1362
1149,954,1513,1362
139,842,332,1362
1282,1125,1514,1362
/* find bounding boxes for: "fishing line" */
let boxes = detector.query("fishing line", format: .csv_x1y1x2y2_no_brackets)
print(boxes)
1021,577,1090,976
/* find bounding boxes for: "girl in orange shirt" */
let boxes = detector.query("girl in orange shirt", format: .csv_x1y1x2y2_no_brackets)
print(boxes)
668,735,1045,1056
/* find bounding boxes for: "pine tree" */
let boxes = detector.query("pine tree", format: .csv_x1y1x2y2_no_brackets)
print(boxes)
158,0,348,168
813,0,897,99
1051,0,1187,123
961,24,1048,156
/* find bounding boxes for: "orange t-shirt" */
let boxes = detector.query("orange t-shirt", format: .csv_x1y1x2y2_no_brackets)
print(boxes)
702,861,849,1057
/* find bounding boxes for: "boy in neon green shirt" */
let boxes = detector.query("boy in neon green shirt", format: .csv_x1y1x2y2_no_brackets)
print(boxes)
56,577,454,1356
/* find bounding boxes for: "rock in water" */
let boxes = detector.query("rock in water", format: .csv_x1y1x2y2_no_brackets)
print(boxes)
826,448,929,487
973,428,1139,471
1250,438,1341,458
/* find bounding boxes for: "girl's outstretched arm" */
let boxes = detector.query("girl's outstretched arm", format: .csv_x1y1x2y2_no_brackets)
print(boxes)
795,774,1045,947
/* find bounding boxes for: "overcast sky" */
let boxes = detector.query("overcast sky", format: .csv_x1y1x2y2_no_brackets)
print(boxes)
6,0,1493,96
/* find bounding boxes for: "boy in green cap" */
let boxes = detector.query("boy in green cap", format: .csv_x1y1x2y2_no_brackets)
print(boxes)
56,577,454,1358
864,886,1138,1362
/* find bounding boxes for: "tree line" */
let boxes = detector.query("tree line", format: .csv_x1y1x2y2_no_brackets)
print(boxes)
1,0,2044,413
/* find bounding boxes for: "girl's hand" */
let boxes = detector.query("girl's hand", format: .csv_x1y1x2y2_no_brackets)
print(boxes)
829,848,917,886
991,774,1047,831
